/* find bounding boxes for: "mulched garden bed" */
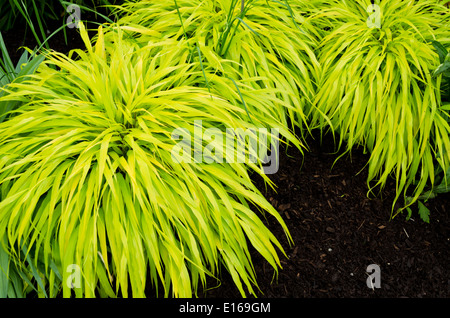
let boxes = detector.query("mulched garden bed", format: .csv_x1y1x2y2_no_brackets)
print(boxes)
2,21,449,299
202,131,450,298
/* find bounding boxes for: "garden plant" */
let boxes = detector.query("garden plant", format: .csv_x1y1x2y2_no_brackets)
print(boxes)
0,22,300,297
0,0,449,298
309,0,450,219
113,0,323,138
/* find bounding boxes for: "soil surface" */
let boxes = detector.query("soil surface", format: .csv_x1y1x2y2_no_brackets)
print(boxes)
202,131,450,298
2,18,449,299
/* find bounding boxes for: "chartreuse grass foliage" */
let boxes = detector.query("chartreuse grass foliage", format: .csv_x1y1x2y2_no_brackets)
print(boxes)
310,0,450,212
0,23,294,297
112,0,321,136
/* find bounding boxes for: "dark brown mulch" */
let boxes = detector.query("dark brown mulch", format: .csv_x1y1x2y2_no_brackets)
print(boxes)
202,131,450,298
2,18,449,299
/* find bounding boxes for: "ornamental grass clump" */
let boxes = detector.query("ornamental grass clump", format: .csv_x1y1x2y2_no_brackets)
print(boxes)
310,0,450,213
112,0,321,138
0,24,294,297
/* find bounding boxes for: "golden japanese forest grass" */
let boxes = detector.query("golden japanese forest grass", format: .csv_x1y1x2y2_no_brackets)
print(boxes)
0,24,301,297
309,0,450,214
